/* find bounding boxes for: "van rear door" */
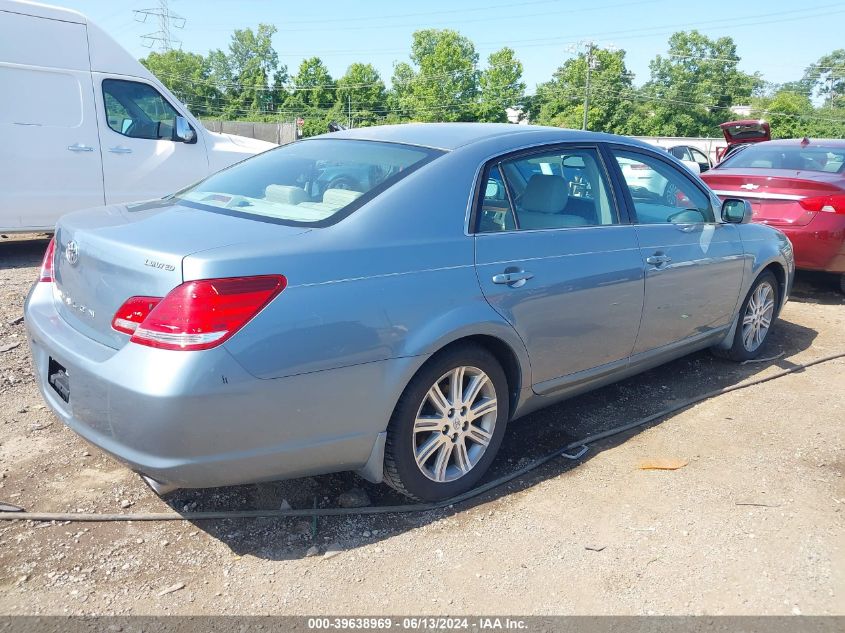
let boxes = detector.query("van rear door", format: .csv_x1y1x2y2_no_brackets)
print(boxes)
0,9,104,229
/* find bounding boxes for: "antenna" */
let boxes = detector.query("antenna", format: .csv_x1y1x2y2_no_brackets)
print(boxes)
134,0,186,51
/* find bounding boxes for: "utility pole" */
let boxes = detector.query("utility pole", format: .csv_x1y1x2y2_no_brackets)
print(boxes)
134,0,186,51
582,41,596,131
348,94,352,129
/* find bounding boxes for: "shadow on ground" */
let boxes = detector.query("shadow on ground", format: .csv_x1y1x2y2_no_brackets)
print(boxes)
2,239,830,561
170,311,820,561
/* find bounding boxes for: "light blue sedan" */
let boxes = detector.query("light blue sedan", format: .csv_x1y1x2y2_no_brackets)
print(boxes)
25,124,794,501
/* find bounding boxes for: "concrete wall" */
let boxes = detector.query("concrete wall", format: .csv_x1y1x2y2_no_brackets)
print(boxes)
200,119,296,146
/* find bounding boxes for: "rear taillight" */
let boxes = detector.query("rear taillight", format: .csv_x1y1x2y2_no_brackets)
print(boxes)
112,275,286,351
111,296,162,335
39,238,56,282
799,194,845,214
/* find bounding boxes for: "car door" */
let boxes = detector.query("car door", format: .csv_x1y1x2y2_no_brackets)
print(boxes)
607,146,744,354
689,147,712,173
0,12,104,229
93,76,209,204
474,145,644,393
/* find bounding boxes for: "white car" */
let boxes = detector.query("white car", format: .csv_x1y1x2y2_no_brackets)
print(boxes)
0,0,275,232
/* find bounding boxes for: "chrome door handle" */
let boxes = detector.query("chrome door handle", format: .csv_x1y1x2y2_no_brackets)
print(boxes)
646,254,672,266
67,143,94,152
108,146,133,154
492,270,534,285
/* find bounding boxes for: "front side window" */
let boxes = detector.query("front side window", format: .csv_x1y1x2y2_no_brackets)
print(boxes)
613,149,715,224
103,79,181,140
175,139,440,226
477,147,619,232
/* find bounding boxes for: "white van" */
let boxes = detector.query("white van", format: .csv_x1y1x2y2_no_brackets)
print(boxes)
0,0,276,232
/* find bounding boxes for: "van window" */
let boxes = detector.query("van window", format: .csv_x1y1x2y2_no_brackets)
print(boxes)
102,79,181,140
0,66,82,127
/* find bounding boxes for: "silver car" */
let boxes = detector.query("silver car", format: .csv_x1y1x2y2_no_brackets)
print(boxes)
25,124,794,501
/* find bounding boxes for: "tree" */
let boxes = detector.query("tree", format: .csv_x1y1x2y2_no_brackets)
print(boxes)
533,47,636,133
140,50,223,116
336,63,387,126
289,57,334,110
401,29,480,122
640,31,762,136
803,49,845,108
223,24,284,117
477,48,525,123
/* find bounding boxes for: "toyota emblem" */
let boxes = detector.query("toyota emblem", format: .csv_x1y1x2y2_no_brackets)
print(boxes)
65,240,79,266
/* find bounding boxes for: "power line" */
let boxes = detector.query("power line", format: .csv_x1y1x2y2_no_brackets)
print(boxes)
134,0,186,51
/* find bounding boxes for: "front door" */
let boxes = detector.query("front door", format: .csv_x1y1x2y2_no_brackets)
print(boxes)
93,75,208,204
473,145,644,392
608,147,745,354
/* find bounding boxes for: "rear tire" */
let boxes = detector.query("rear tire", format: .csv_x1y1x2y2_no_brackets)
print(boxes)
383,345,509,502
712,271,779,362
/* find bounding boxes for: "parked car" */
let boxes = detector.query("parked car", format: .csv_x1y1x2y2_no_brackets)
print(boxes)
0,0,274,232
702,138,845,293
26,124,794,501
667,145,713,173
716,119,771,162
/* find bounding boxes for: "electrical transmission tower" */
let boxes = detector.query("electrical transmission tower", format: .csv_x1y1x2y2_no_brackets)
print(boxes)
134,0,185,51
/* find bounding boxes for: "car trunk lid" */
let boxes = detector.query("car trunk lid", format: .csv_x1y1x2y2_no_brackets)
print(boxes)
719,120,771,145
703,168,844,227
53,200,310,349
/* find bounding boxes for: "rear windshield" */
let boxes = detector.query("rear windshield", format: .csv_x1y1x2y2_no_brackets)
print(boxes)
719,144,845,173
175,138,441,226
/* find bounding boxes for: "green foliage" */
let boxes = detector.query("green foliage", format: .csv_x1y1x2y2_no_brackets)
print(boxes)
401,29,480,122
141,25,843,140
477,48,525,122
638,30,762,136
803,49,845,108
140,50,222,116
533,47,635,132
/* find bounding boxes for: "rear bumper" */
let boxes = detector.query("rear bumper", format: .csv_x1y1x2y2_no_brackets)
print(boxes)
773,214,845,274
24,282,399,491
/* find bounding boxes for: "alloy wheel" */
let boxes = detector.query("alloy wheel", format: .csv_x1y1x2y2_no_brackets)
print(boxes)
741,281,775,352
412,366,497,483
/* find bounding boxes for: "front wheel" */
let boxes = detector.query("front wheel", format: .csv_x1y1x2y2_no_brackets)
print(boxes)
713,271,779,362
383,345,509,501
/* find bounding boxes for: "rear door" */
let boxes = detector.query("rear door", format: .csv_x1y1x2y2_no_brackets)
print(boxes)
474,145,644,393
0,10,104,229
93,76,209,204
608,146,744,353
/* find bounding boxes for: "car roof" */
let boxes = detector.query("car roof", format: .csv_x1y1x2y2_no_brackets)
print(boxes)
756,138,845,149
320,122,653,152
0,0,86,24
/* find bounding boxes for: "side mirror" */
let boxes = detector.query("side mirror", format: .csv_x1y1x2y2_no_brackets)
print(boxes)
174,116,196,144
721,198,753,224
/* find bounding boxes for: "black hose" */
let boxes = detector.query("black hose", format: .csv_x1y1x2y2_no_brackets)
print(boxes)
2,351,843,523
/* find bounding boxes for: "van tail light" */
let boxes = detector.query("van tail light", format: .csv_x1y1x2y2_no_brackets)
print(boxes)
112,275,286,351
799,194,845,214
39,238,56,282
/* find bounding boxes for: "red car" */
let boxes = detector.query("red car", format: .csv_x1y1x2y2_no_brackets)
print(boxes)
716,119,771,162
702,138,845,293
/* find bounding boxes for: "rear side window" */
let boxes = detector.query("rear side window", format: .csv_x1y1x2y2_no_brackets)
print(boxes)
719,144,845,174
0,66,82,127
477,147,619,232
612,149,715,224
102,79,181,140
176,139,441,226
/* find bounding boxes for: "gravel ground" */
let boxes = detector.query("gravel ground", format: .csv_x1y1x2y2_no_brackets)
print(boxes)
0,234,843,615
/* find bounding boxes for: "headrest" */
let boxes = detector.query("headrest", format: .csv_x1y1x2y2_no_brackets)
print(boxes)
323,188,364,207
521,175,569,214
265,185,308,205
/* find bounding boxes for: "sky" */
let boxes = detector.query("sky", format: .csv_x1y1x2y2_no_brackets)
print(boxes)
59,0,844,92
